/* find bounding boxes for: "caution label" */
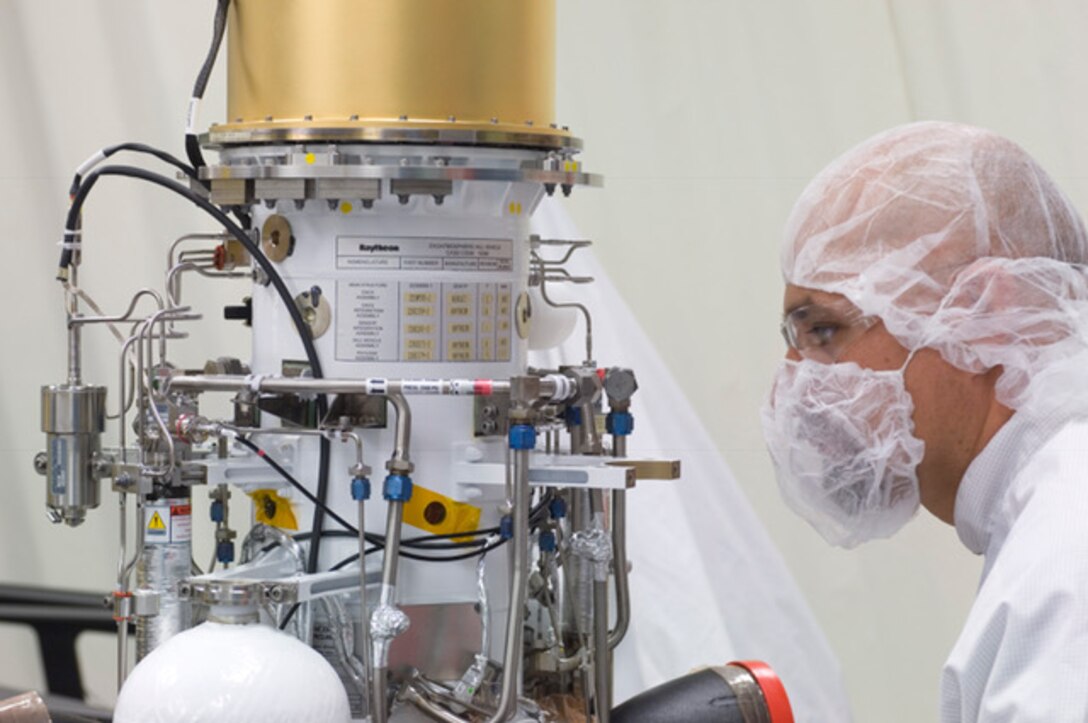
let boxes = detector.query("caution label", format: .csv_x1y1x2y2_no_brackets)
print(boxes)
147,511,166,532
145,500,192,545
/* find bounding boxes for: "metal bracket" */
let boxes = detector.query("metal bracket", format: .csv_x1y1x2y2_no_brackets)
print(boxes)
605,458,682,481
474,392,510,437
453,454,636,491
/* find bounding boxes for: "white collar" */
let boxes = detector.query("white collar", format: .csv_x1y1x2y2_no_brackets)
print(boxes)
954,404,1083,556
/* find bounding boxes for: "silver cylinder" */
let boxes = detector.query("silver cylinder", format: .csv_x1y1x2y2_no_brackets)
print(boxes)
40,385,106,526
135,498,193,660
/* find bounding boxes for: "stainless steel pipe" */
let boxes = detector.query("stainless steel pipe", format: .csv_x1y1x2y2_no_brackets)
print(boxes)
166,373,576,401
485,440,532,723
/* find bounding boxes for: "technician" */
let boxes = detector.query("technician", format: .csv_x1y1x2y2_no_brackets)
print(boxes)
762,121,1088,722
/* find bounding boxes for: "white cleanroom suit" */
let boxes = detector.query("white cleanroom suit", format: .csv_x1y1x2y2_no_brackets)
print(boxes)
942,411,1088,722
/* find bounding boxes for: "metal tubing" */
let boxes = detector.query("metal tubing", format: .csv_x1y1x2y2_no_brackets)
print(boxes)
66,266,81,386
167,232,230,270
538,272,594,364
370,393,413,723
357,494,373,719
133,308,196,477
66,321,81,387
594,579,611,720
400,684,471,723
319,596,368,708
372,668,389,723
221,424,367,478
387,392,412,467
166,373,574,401
372,500,405,723
379,503,404,606
608,435,631,651
590,489,611,721
581,403,601,455
166,260,248,309
485,443,531,723
68,287,167,329
116,492,129,690
113,290,166,423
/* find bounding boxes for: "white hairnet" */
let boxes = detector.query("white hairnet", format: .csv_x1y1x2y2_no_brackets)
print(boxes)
783,121,1088,411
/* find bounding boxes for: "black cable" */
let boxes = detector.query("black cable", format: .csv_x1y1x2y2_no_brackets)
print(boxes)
269,487,552,631
57,163,331,574
236,435,355,531
192,0,230,103
329,536,508,572
241,445,488,554
279,603,301,630
240,433,555,635
183,0,250,228
186,0,230,172
279,537,505,630
404,527,503,543
238,434,556,551
280,536,509,629
331,546,381,571
292,527,504,545
68,143,198,199
402,537,490,550
307,437,332,574
64,145,200,284
58,167,325,389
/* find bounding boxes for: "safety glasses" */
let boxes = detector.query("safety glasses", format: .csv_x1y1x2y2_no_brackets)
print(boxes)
780,300,877,363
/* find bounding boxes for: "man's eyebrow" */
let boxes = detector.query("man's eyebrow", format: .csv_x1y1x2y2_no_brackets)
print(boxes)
784,295,813,316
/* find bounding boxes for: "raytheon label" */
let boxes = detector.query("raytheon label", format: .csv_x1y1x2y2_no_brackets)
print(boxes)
357,243,401,253
336,236,513,272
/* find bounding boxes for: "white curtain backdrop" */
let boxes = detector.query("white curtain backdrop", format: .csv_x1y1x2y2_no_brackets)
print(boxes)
531,198,851,720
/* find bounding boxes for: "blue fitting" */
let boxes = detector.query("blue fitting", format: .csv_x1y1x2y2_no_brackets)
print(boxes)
216,540,235,565
549,496,567,520
383,473,414,502
351,476,372,501
606,411,635,437
499,515,514,540
564,406,583,427
538,530,557,553
508,424,537,451
209,500,225,523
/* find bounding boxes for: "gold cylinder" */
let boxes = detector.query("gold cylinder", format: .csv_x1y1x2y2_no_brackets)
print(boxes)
216,0,569,146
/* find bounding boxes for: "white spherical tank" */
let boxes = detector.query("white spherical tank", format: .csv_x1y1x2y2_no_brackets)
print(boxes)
114,621,352,723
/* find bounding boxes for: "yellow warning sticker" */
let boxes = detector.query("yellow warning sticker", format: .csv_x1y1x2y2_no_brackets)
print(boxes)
402,484,481,541
147,511,166,532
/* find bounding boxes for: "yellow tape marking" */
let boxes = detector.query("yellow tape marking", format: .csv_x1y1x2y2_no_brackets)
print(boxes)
402,484,481,542
249,488,299,530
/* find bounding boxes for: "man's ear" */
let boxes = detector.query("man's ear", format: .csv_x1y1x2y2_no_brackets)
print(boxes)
940,257,1077,351
932,258,1085,404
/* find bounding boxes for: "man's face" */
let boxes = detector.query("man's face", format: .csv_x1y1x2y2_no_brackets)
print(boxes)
782,284,1004,524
